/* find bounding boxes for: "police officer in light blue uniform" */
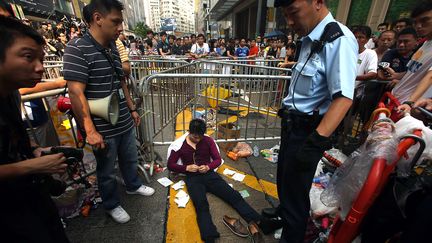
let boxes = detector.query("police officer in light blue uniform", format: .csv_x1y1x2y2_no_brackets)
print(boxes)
262,0,358,242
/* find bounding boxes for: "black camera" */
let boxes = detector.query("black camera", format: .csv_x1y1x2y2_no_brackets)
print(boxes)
42,146,84,165
41,147,86,195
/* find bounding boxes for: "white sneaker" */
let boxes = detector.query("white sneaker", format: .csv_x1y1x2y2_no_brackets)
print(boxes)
107,206,130,224
126,185,155,196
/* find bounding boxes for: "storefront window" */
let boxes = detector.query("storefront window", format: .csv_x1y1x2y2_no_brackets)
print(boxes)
385,0,412,26
56,0,75,15
346,0,373,28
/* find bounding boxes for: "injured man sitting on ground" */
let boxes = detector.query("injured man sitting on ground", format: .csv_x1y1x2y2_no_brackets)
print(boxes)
167,119,279,243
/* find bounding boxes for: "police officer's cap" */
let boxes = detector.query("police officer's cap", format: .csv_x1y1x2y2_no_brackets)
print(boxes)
274,0,295,8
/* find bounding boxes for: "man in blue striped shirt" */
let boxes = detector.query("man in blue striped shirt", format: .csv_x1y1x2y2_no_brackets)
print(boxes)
63,0,155,224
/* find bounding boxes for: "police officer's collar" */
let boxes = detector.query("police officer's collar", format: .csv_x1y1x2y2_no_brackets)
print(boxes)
305,12,335,41
84,32,116,52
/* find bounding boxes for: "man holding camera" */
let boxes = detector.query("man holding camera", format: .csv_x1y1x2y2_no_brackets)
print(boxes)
0,16,69,242
63,0,154,224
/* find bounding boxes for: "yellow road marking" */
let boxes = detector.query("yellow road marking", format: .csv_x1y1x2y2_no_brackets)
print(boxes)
168,107,278,242
216,164,278,199
165,164,278,243
165,186,202,243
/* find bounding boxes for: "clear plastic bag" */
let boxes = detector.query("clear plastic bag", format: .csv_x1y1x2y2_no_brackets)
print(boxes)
395,115,432,177
310,183,338,218
320,119,398,220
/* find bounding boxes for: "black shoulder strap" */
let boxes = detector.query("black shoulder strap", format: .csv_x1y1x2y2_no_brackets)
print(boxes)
311,22,344,55
320,22,344,43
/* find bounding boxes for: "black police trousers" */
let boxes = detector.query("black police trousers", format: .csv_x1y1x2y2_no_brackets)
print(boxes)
277,113,321,243
1,187,69,243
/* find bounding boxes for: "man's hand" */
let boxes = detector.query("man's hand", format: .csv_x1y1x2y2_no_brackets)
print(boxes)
32,147,52,158
31,153,67,174
186,164,199,172
87,130,105,149
198,165,210,173
414,98,432,111
386,79,399,89
398,103,412,113
131,111,141,126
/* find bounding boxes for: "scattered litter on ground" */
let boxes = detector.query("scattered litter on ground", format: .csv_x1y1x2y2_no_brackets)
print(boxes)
261,144,280,163
253,145,259,157
171,180,185,190
228,183,233,188
232,172,246,182
239,190,250,198
144,163,167,173
174,189,190,208
223,168,236,176
157,177,173,187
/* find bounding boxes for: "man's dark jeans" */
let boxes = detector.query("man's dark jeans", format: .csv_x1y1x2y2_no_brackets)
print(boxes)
94,128,142,210
185,171,261,241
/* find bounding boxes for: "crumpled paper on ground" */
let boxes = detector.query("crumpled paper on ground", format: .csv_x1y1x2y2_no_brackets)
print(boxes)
172,180,185,191
174,189,190,208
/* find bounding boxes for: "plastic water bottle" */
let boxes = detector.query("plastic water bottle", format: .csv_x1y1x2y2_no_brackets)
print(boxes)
312,173,330,188
253,145,259,157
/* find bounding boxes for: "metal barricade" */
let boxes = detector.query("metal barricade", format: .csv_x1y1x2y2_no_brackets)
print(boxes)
44,54,62,62
43,64,63,80
338,79,391,153
130,59,189,82
138,68,291,146
195,60,290,76
213,59,282,68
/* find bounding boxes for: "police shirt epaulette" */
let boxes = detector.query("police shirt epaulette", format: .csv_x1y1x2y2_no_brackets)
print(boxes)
320,22,344,43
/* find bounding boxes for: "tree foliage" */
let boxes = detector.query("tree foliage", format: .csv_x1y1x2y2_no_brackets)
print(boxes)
134,22,152,38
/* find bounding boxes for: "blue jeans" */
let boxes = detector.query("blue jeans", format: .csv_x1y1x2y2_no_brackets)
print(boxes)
94,128,142,210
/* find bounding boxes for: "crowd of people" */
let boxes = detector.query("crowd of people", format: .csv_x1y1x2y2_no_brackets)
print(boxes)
1,0,432,243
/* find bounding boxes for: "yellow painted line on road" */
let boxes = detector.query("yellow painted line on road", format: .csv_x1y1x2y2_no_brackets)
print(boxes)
216,164,278,199
165,186,202,243
165,165,278,243
167,108,278,242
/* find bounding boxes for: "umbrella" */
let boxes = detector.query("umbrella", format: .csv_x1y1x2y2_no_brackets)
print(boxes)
264,30,286,38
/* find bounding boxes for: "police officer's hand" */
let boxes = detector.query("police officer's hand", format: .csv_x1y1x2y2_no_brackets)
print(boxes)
30,153,67,174
295,130,332,172
87,130,105,149
131,111,141,127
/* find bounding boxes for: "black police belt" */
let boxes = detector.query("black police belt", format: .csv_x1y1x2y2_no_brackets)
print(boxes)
278,107,323,129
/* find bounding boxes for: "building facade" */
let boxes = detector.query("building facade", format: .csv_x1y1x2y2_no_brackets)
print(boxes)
120,0,147,31
144,0,195,35
210,0,416,39
144,0,161,32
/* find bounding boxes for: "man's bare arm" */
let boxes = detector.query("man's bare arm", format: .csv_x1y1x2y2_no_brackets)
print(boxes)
316,97,353,137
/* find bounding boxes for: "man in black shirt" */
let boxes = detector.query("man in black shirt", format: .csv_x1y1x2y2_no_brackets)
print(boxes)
172,37,185,55
157,31,171,56
0,15,69,243
361,27,418,122
183,36,192,53
378,27,418,88
225,38,236,58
